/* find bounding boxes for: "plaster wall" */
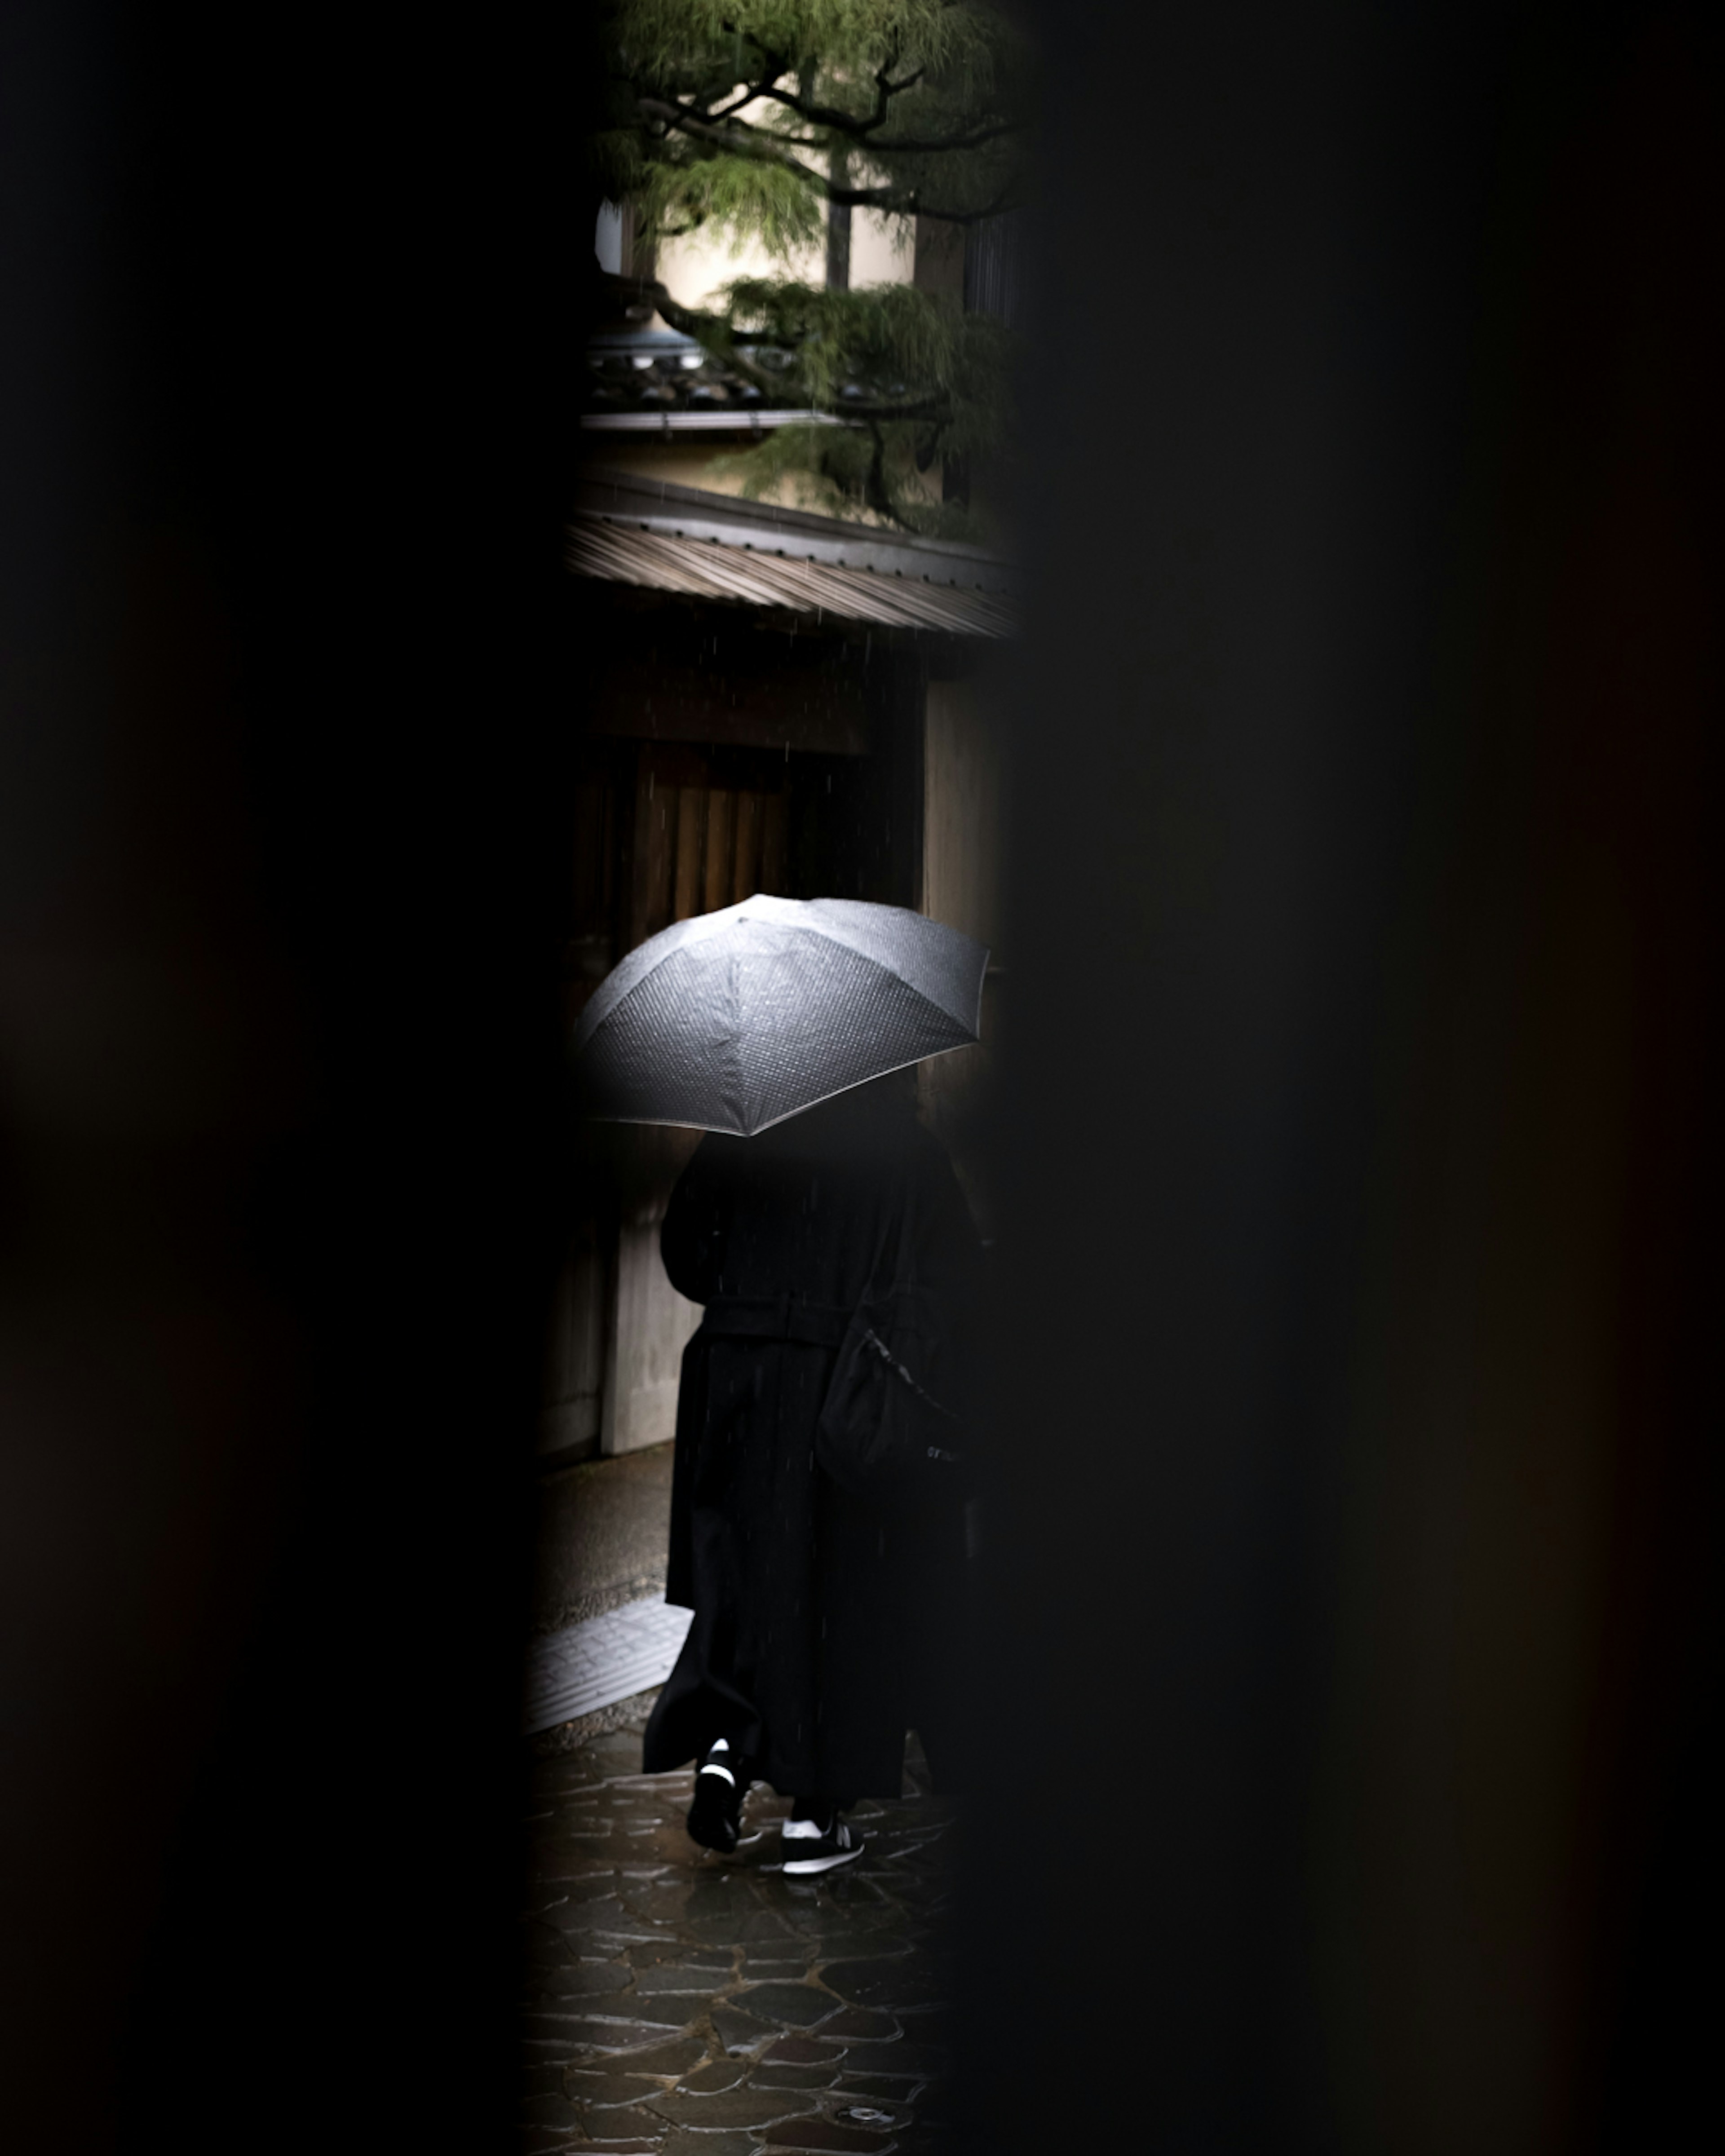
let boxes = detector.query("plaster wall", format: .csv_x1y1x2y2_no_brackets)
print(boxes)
650,105,912,319
539,1224,607,1463
600,1209,703,1457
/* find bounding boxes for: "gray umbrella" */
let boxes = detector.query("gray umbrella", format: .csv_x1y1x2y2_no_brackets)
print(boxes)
574,895,988,1137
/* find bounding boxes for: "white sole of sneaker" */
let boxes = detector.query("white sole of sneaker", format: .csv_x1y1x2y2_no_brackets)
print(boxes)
781,1845,866,1876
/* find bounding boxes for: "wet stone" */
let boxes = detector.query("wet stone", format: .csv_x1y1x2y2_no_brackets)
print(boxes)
778,1878,890,1917
801,1930,904,1961
543,1894,653,1936
883,2129,954,2156
585,1934,675,1963
523,2093,587,2131
672,2056,750,2094
807,2007,897,2042
681,1867,753,1905
627,1940,733,1970
824,2042,945,2078
892,2005,950,2044
820,1959,946,2011
535,1841,628,1879
763,2035,836,2065
574,2037,707,2077
534,1994,695,2035
869,1817,948,1844
535,2015,694,2054
633,1962,734,1996
710,2004,776,2055
578,1733,647,1777
749,2063,841,2092
617,1827,698,1864
623,1882,703,1925
565,2071,672,2109
771,1891,873,1924
658,2133,760,2156
685,1908,805,1947
648,2088,815,2130
537,1960,636,1997
732,1982,841,2028
837,2073,928,2101
575,2103,668,2138
741,1946,816,1976
758,2122,891,2152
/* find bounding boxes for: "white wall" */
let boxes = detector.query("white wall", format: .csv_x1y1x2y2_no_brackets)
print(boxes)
849,205,914,288
539,1224,607,1461
600,1209,703,1456
650,100,913,319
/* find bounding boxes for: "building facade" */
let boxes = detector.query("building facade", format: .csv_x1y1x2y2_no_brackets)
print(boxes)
540,206,1017,1468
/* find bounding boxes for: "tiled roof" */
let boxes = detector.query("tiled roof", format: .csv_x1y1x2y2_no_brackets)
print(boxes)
583,328,865,433
567,468,1016,638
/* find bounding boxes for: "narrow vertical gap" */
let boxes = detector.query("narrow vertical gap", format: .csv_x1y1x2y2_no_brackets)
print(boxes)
703,789,735,912
761,788,789,895
733,791,762,902
673,785,705,921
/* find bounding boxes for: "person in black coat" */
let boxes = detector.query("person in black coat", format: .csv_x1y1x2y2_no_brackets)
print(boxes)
641,1070,982,1874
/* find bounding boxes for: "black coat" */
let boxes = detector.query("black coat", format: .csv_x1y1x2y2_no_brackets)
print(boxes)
640,1081,982,1802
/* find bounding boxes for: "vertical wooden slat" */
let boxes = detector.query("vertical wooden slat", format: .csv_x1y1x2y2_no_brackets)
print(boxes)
761,790,788,895
732,790,761,902
627,752,655,951
672,786,705,921
571,778,604,931
599,776,616,931
638,762,675,941
703,790,734,912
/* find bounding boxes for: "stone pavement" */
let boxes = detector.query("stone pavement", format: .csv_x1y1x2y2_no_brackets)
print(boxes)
522,1716,958,2156
534,1444,675,1634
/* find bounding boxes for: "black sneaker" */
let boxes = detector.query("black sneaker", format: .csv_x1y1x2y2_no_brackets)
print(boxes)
686,1741,747,1852
780,1818,865,1876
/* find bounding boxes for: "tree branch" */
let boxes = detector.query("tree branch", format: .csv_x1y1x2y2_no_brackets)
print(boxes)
869,63,924,131
637,97,829,183
634,97,1019,221
844,121,1019,154
749,97,1017,154
707,74,781,122
607,274,785,395
862,418,912,526
602,274,953,426
693,77,1015,156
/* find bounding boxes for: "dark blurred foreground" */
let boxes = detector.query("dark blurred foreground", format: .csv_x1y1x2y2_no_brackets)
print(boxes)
3,3,1721,2151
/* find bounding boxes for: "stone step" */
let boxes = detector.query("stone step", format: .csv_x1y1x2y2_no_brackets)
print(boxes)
523,1597,693,1736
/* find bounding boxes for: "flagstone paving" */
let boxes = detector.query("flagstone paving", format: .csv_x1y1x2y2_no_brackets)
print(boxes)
522,1720,958,2156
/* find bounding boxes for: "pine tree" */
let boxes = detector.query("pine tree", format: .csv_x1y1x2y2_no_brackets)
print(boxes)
588,2,1030,536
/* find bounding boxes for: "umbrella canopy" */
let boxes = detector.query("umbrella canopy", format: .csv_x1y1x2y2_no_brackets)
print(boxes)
574,895,988,1136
